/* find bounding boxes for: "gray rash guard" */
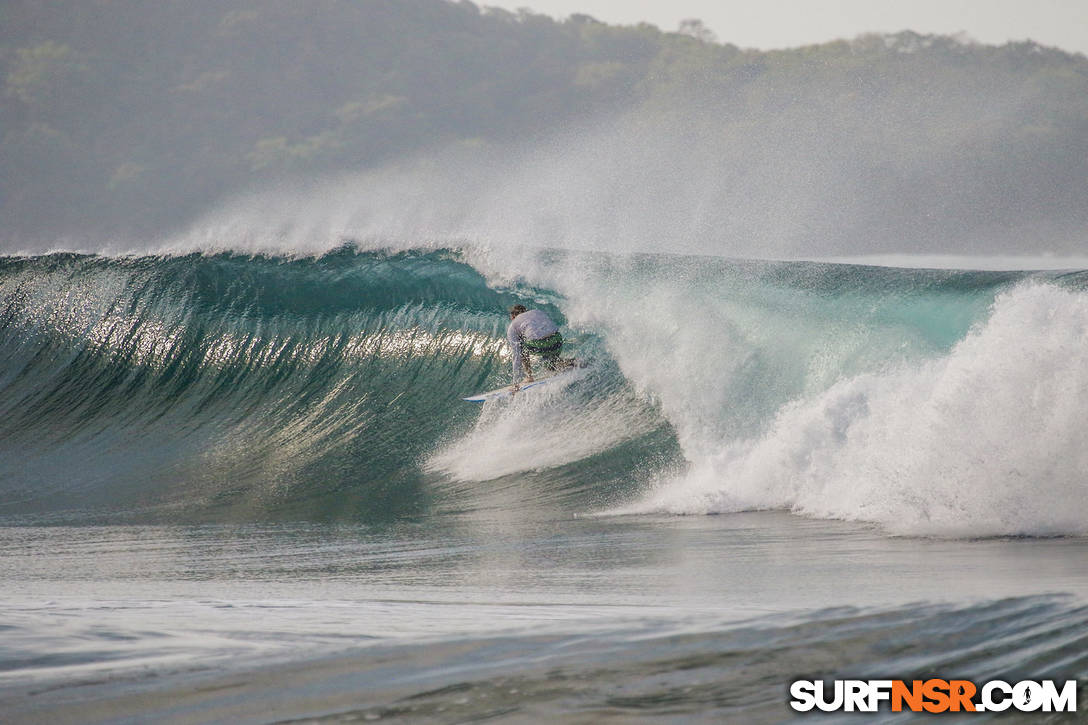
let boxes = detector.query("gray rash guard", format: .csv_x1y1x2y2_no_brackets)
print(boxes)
507,309,559,384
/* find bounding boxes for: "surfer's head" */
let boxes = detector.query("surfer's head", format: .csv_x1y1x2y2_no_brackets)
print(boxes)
509,304,526,318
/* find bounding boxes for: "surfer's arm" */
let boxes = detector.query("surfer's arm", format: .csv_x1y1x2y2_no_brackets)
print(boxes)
509,343,535,390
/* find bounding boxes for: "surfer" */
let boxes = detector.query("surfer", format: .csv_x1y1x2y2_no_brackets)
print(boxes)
507,304,571,392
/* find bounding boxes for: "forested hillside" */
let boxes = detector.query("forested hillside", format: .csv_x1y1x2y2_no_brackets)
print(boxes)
2,0,1086,251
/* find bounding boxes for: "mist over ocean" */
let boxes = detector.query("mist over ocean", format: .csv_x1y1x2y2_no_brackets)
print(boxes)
2,1,1088,722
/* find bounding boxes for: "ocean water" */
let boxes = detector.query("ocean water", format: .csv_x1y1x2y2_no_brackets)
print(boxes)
1,246,1086,722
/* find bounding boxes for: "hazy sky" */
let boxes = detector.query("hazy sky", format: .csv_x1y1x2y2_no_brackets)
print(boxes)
481,0,1088,56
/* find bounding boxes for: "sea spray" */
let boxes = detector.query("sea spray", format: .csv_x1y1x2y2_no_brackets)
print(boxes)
615,282,1088,537
426,364,660,482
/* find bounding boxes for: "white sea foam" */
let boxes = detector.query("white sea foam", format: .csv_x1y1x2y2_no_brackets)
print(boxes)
618,283,1088,537
426,367,661,482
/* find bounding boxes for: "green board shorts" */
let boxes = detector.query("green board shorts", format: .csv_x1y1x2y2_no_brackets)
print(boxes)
523,332,563,360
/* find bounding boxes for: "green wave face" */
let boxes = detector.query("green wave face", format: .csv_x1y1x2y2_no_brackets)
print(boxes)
0,247,1080,532
0,249,540,522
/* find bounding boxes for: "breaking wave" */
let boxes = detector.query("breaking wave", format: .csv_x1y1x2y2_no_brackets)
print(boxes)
1,245,1085,536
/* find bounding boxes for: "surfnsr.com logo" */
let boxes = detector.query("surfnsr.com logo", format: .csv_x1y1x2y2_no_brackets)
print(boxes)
789,679,1078,714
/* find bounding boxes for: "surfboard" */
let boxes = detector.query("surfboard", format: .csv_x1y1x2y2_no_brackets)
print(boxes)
462,368,577,403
